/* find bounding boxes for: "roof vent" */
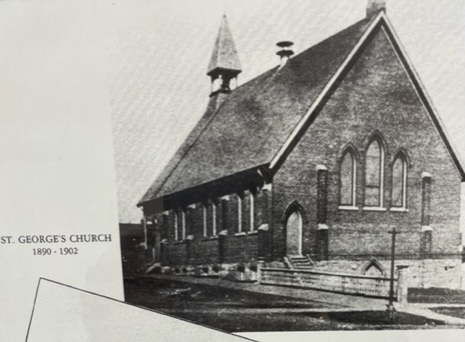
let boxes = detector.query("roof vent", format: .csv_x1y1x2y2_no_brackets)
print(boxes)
366,0,386,17
276,41,294,68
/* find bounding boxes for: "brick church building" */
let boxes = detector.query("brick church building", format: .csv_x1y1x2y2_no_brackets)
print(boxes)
137,1,464,290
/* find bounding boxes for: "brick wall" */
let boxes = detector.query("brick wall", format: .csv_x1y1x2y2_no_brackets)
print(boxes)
271,27,462,286
151,189,265,266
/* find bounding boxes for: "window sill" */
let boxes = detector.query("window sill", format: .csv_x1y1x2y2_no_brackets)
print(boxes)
390,207,409,213
338,205,359,211
173,240,186,245
234,232,247,237
362,207,387,212
248,230,258,235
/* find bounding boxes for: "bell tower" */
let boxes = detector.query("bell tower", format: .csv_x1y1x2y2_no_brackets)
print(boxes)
207,15,242,96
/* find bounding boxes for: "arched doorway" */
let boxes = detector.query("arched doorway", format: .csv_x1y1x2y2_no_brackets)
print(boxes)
286,209,303,255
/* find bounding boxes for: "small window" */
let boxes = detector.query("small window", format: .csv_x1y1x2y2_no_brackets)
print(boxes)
202,204,208,237
249,191,255,232
174,211,179,241
340,150,356,206
365,139,384,207
392,153,407,208
211,201,217,236
237,195,243,233
181,209,186,240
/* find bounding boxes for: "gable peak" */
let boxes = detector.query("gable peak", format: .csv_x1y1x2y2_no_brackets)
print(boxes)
367,0,386,17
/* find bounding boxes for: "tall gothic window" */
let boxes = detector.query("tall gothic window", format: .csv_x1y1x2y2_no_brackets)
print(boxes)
340,150,356,206
391,153,407,208
365,138,384,207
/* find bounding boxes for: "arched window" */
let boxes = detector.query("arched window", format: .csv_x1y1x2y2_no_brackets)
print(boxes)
340,150,356,206
391,153,407,208
365,138,384,207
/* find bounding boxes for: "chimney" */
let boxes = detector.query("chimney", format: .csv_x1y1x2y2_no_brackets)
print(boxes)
366,0,386,17
276,41,294,68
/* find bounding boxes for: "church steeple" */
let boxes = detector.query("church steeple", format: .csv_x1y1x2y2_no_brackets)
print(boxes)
207,15,242,96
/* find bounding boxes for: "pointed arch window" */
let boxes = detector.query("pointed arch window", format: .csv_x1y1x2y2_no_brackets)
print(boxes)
364,138,384,207
391,153,408,209
340,150,357,207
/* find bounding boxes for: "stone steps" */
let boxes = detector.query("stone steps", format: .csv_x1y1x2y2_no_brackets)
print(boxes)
287,255,314,269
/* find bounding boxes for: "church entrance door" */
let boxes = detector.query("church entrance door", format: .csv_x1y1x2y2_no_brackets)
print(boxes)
286,210,302,255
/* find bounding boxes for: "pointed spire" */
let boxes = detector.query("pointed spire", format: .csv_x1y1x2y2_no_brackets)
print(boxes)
207,15,242,96
207,15,241,76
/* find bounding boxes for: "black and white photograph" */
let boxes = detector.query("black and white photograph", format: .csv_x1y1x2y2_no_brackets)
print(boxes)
1,0,464,341
115,0,465,334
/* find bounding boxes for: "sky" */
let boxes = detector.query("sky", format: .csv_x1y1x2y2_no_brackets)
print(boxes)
108,0,465,224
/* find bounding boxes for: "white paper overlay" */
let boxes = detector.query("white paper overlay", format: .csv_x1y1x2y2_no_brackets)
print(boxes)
26,279,252,342
0,1,123,341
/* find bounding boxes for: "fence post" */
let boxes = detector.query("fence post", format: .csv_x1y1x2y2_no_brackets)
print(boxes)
257,260,264,283
396,265,409,304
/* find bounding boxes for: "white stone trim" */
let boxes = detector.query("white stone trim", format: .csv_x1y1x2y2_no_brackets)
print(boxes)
258,223,269,231
381,16,465,180
363,207,387,212
317,223,329,230
316,164,327,171
421,172,432,179
390,207,409,213
269,12,384,171
262,183,272,192
338,205,359,211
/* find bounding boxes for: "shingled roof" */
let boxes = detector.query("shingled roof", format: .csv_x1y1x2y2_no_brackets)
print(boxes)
138,15,375,205
138,11,465,206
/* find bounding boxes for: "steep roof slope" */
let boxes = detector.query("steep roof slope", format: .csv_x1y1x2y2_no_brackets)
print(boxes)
139,15,375,204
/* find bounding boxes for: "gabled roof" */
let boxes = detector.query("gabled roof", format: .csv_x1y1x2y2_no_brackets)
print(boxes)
139,11,465,206
207,15,242,76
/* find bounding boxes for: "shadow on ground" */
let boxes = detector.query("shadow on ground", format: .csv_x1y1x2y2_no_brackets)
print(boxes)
124,277,461,332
